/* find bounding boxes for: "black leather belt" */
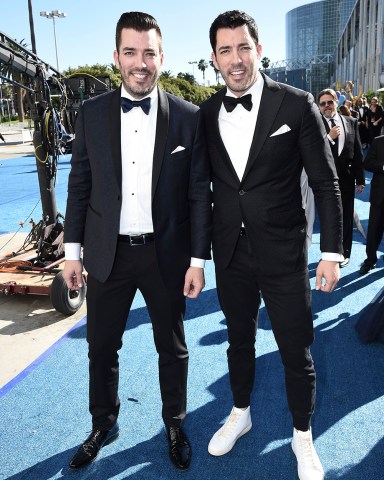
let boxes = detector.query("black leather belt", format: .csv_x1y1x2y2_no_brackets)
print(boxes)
118,233,154,246
239,227,247,236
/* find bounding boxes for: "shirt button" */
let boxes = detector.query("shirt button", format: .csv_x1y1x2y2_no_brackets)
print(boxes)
239,190,246,196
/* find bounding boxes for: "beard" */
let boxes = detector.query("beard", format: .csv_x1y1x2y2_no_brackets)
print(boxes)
120,68,159,99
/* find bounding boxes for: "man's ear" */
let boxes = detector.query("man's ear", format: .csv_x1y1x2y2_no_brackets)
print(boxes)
211,52,219,70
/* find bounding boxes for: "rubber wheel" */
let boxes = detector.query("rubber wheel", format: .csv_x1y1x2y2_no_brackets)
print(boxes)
50,271,86,315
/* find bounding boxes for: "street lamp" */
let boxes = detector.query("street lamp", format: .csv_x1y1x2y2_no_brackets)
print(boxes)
40,9,66,72
188,61,197,78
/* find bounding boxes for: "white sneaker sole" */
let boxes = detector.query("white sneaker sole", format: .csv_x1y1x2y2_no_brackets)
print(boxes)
208,422,252,456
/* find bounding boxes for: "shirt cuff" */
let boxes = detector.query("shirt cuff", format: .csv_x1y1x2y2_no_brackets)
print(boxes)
190,257,205,268
321,252,344,262
64,243,82,260
327,134,335,144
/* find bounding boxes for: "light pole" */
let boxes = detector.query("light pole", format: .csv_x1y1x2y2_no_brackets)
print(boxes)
40,10,66,72
188,61,197,79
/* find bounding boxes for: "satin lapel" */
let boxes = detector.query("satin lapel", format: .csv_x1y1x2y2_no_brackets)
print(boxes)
339,115,348,154
152,88,169,199
109,87,122,188
242,75,286,182
210,89,240,182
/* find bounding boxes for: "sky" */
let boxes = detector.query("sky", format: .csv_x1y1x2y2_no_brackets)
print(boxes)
2,0,318,85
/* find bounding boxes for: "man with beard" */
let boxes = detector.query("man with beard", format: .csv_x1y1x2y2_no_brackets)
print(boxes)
199,10,343,480
63,11,211,471
318,88,365,267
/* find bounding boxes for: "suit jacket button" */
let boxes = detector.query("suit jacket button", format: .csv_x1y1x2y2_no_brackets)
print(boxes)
239,189,246,196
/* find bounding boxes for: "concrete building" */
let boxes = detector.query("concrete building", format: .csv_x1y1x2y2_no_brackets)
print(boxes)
335,0,384,94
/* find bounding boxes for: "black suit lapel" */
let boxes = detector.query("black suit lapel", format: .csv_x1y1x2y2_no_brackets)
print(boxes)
152,88,169,199
242,74,286,182
109,87,122,187
210,88,245,182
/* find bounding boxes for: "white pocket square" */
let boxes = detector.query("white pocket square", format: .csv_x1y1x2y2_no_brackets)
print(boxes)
270,124,291,137
171,146,186,154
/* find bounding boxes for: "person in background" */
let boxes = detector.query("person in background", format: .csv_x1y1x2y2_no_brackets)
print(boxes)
318,88,365,268
63,11,211,472
343,99,357,118
356,97,369,148
199,10,343,480
365,96,383,145
339,104,351,117
359,135,384,274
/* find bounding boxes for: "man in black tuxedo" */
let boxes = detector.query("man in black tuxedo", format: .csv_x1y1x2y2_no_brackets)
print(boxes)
359,135,384,274
356,97,369,147
318,89,365,267
63,11,211,471
199,11,342,480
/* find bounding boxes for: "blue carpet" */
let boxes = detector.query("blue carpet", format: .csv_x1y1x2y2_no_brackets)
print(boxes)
0,156,383,479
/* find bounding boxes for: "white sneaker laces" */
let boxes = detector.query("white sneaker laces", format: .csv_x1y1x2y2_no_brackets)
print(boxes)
218,410,242,439
298,434,317,467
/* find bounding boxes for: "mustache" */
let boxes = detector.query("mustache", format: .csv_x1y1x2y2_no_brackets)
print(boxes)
129,68,151,75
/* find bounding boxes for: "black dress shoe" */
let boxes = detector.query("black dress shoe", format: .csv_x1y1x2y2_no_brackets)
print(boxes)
69,423,119,469
359,261,376,275
166,426,191,470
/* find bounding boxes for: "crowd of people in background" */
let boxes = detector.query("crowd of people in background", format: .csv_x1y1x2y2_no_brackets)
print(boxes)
317,91,384,276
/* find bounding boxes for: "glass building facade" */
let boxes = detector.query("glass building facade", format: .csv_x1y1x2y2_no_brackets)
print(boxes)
282,0,356,95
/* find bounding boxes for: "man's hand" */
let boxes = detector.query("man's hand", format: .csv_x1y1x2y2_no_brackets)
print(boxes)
355,184,365,194
63,259,83,290
183,267,205,299
329,125,341,140
315,260,340,292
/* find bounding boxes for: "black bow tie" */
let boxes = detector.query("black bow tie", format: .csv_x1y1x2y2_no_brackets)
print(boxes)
120,96,151,115
223,94,253,112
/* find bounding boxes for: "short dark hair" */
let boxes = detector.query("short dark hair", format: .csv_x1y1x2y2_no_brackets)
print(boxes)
115,11,162,52
209,10,259,52
317,88,338,103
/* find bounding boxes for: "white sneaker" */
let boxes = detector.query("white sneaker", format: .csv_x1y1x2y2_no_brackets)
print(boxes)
292,428,324,480
208,406,252,456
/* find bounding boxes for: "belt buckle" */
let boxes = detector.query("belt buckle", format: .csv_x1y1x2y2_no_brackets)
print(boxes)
129,235,145,246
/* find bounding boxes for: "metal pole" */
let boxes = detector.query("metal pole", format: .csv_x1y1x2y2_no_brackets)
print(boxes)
52,16,59,72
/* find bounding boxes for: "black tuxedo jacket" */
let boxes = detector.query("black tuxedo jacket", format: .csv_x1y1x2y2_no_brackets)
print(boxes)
364,135,384,206
64,87,212,288
322,114,364,191
200,74,343,275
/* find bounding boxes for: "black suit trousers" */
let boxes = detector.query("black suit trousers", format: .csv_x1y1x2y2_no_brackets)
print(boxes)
366,203,384,263
85,239,188,430
215,236,316,431
341,188,355,258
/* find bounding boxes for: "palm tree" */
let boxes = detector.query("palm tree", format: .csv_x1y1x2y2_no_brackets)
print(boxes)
261,57,270,72
198,59,208,84
177,72,196,85
209,60,220,85
160,70,173,79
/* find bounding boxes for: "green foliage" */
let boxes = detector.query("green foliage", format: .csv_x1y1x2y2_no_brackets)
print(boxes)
159,77,216,105
60,64,218,105
177,72,196,85
62,64,121,89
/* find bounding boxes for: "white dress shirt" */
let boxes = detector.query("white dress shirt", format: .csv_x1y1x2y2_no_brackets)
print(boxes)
327,113,345,155
119,86,157,235
218,75,343,263
219,75,262,181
